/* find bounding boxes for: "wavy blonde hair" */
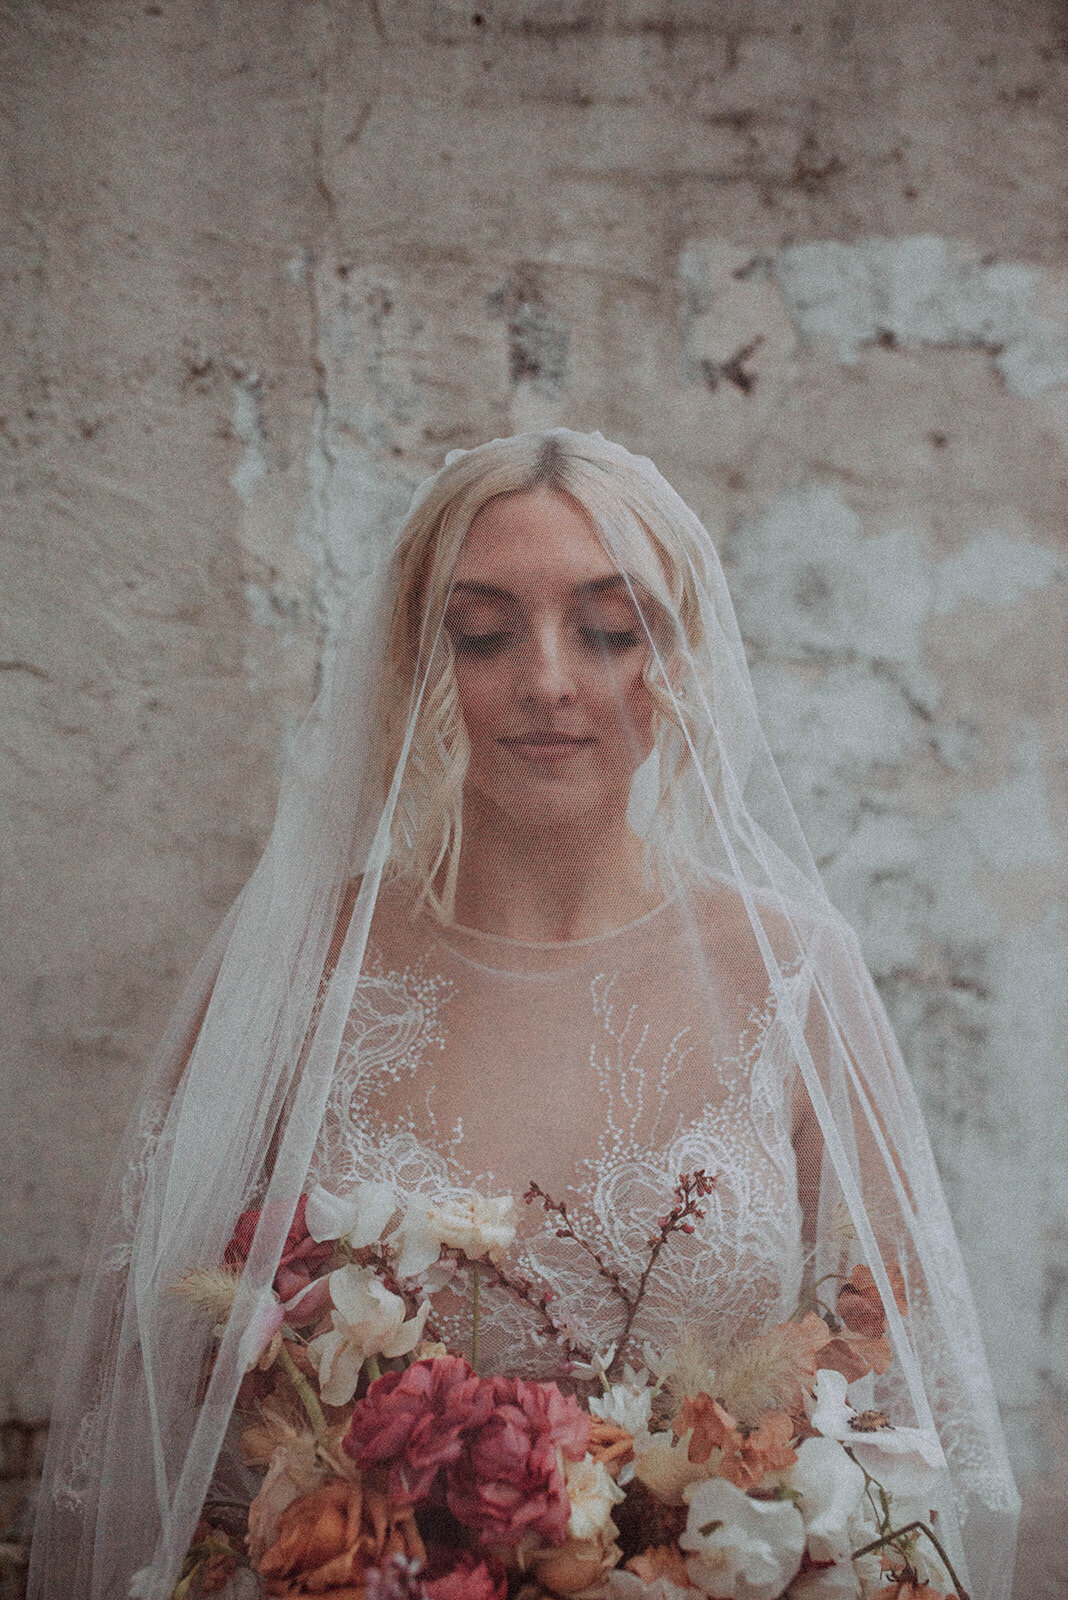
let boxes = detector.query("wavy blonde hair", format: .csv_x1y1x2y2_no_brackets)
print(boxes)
377,430,719,921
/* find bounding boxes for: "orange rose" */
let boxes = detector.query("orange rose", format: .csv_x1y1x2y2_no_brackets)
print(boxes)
256,1479,425,1597
532,1528,621,1595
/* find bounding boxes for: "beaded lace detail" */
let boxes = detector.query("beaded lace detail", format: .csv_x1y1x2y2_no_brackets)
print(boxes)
307,920,807,1378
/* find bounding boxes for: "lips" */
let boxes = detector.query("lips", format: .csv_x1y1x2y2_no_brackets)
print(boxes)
499,733,595,752
498,732,591,745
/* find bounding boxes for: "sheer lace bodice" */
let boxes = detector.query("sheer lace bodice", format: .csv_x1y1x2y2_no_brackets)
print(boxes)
307,882,810,1378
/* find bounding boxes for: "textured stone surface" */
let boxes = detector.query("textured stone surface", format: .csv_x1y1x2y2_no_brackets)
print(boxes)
1,1,1065,1594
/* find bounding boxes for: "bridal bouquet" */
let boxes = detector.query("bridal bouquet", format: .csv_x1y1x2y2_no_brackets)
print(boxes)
154,1175,968,1600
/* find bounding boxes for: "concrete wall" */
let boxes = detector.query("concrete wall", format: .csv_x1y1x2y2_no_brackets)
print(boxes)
2,1,1065,1594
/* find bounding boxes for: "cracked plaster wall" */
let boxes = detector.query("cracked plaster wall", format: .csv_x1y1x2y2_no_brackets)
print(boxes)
1,2,1065,1593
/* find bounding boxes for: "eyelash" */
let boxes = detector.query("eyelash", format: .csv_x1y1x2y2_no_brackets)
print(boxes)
451,628,641,659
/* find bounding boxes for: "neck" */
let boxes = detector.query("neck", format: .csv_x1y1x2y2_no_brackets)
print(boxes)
449,794,661,942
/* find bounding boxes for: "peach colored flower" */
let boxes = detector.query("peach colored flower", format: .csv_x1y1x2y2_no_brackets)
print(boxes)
674,1395,797,1490
810,1262,909,1381
615,1542,697,1594
675,1393,741,1463
836,1263,907,1337
816,1333,892,1382
255,1479,424,1597
532,1526,622,1595
587,1417,636,1479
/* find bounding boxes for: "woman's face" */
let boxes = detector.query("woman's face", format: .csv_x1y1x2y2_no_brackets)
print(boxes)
443,486,658,830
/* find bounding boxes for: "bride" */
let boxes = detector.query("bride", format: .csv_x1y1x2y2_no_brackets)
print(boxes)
29,430,1018,1599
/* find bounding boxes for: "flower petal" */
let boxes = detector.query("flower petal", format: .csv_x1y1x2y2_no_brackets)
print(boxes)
304,1183,356,1243
347,1180,398,1248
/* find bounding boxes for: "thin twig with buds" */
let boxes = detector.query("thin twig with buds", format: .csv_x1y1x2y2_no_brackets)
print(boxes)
524,1181,634,1313
609,1169,718,1378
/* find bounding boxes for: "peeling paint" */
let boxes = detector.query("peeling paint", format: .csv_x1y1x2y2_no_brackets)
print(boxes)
229,372,271,503
959,736,1059,873
725,485,934,683
932,530,1063,613
773,236,1068,398
301,399,414,622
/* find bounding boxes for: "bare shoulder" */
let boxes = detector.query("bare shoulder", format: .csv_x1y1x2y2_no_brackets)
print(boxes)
683,876,837,971
327,875,427,971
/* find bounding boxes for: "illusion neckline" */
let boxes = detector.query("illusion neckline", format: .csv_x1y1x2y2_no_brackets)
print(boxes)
426,887,684,952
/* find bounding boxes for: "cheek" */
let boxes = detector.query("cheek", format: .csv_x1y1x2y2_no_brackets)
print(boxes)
594,664,657,750
453,667,503,747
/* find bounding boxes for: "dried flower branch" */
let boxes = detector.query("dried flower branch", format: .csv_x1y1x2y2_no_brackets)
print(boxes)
524,1181,633,1313
610,1170,717,1377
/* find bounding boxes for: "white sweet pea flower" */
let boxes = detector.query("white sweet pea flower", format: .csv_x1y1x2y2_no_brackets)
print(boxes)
307,1265,430,1405
305,1180,397,1247
388,1196,445,1279
784,1435,867,1564
810,1368,857,1437
565,1453,627,1541
681,1476,805,1600
810,1369,947,1501
389,1191,518,1279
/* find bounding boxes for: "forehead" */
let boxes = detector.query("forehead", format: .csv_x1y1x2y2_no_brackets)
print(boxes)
451,487,620,595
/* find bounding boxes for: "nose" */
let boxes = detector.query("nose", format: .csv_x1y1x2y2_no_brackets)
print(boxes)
521,620,577,706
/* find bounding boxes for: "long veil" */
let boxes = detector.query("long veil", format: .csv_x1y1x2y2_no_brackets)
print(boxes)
28,429,1018,1600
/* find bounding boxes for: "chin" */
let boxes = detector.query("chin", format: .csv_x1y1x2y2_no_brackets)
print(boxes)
471,771,632,831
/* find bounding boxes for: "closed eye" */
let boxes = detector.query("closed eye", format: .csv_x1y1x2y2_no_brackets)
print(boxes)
582,628,641,651
452,631,511,658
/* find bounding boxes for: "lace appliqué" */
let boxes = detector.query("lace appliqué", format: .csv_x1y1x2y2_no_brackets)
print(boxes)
310,950,806,1379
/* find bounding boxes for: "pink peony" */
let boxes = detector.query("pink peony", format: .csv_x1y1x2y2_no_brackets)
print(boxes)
343,1356,495,1505
225,1194,335,1303
420,1548,508,1599
445,1375,590,1549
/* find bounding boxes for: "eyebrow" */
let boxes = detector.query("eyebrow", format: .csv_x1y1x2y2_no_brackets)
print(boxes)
447,574,629,603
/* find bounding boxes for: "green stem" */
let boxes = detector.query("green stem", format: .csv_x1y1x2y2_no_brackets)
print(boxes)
277,1339,329,1445
471,1263,480,1373
851,1519,970,1600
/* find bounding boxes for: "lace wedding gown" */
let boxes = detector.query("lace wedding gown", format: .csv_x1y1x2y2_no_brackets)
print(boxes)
306,878,814,1378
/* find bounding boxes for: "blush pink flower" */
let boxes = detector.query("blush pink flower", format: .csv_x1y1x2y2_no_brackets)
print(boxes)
343,1355,494,1505
225,1194,335,1304
445,1375,590,1549
420,1548,508,1599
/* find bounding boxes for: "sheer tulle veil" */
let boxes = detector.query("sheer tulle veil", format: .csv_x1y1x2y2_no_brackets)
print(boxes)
28,429,1019,1600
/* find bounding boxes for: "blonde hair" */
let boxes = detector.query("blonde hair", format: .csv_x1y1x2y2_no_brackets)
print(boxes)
377,429,718,921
